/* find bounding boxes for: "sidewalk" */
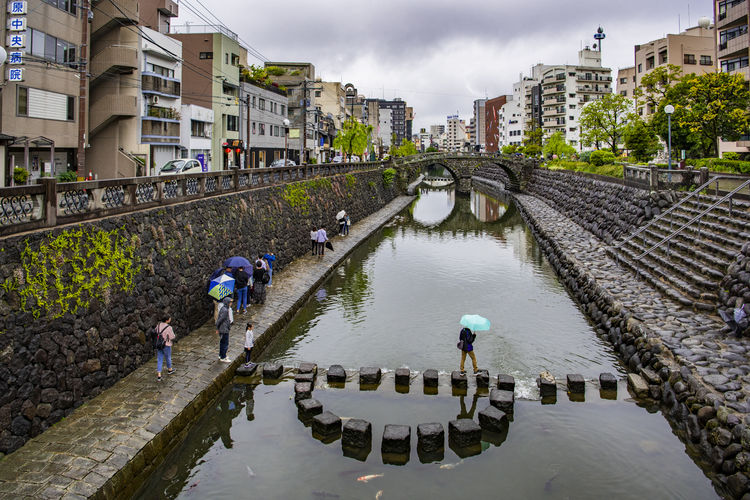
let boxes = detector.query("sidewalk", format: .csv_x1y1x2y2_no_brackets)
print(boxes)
0,196,415,500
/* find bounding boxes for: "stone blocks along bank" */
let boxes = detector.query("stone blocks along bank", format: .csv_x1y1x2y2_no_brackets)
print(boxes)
0,169,401,454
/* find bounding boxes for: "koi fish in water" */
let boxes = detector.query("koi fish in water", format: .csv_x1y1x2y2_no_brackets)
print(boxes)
375,490,383,499
357,473,384,483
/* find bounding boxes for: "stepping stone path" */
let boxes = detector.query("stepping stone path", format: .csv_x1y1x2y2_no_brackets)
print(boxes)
327,364,347,383
451,371,468,389
567,374,585,394
382,425,411,454
449,419,482,447
423,369,439,387
263,362,283,379
497,374,515,391
417,423,444,453
490,389,514,412
599,373,617,391
343,419,372,448
313,411,342,437
395,368,411,386
478,406,509,433
297,398,323,417
475,369,490,388
360,367,382,385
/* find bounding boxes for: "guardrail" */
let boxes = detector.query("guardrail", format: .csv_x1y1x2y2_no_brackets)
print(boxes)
623,164,750,199
0,162,383,238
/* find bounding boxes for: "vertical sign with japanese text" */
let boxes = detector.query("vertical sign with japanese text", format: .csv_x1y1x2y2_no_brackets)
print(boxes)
6,1,26,82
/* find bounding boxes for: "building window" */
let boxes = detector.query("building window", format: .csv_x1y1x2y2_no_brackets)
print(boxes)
637,63,642,73
659,49,668,64
252,96,256,108
252,122,256,134
281,104,285,115
199,52,212,59
259,123,265,135
646,56,655,70
231,53,239,66
226,115,238,131
721,55,749,72
719,25,748,50
258,98,265,111
146,63,175,78
684,54,697,65
225,53,228,64
17,86,27,116
191,120,210,137
620,90,627,96
619,77,627,84
700,55,713,66
17,86,74,121
43,0,76,15
26,28,76,66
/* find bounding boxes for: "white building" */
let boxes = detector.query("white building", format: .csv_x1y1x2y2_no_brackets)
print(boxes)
498,95,523,149
379,108,392,149
240,81,289,168
446,115,466,151
180,104,214,171
140,27,182,171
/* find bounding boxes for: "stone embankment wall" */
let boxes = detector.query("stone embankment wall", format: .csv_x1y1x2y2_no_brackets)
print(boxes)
0,169,402,454
524,168,676,244
720,242,750,313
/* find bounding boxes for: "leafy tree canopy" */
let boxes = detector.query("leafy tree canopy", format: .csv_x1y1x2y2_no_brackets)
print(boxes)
393,139,418,157
333,119,372,157
579,93,632,154
543,131,576,159
623,118,660,163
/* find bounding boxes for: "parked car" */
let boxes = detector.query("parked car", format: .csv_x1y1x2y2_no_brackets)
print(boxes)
331,155,344,163
269,159,296,168
350,155,361,162
158,159,202,175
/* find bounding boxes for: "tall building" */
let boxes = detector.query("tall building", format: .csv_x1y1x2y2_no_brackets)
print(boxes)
472,99,487,151
405,106,414,141
446,115,466,151
378,99,406,145
498,96,523,149
378,108,392,149
2,0,84,186
239,78,288,168
485,95,509,152
616,66,637,98
539,48,613,147
317,81,349,161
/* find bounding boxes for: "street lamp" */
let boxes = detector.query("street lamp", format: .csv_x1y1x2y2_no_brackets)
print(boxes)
664,104,675,182
283,118,290,165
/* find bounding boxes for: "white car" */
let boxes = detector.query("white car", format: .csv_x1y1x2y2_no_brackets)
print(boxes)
349,155,361,162
158,159,202,175
269,159,296,168
331,155,344,163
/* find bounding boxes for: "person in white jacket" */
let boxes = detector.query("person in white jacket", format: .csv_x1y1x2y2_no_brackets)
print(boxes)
244,323,254,367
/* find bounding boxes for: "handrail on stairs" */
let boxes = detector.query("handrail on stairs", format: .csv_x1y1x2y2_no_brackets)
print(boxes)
614,174,747,251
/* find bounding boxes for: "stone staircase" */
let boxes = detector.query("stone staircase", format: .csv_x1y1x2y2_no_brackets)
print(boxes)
607,193,750,312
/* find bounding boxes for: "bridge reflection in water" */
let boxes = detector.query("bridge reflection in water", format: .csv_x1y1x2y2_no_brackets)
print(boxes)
135,185,719,500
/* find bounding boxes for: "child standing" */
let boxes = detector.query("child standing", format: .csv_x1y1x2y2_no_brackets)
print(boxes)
244,323,255,366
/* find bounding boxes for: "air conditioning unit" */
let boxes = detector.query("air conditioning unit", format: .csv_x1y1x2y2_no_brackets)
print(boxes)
148,95,159,105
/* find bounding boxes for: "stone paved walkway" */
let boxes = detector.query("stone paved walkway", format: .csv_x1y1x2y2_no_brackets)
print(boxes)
0,196,415,500
513,193,749,412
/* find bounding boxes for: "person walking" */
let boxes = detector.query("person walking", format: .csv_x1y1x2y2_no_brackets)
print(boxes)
338,212,347,236
216,297,233,362
316,225,328,258
208,262,225,320
155,314,176,380
344,214,350,236
263,252,276,286
244,322,255,367
251,261,268,304
234,266,250,314
458,327,478,375
310,227,318,255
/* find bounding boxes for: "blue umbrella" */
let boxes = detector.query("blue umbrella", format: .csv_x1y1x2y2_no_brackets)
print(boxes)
460,314,491,331
208,274,235,300
224,256,252,269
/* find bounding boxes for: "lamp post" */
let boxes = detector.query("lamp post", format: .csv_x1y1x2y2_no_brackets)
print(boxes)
283,118,290,165
664,104,674,182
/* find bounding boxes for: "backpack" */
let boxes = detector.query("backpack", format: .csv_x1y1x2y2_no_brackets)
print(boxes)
261,271,270,284
153,324,168,350
460,327,476,344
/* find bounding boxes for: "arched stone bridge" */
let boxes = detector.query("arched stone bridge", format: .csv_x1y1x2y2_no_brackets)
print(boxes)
393,153,539,193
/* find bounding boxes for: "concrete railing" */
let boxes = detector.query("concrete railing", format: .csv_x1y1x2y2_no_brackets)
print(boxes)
0,162,384,237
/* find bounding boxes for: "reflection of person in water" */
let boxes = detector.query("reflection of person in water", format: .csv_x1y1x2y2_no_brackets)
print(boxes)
211,385,246,449
457,392,479,420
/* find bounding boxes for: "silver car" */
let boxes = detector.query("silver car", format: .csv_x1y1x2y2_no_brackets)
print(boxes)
158,159,202,175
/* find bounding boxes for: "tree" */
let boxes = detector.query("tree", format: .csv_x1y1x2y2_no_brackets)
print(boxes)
392,139,418,157
523,126,543,157
501,144,518,154
543,131,576,159
677,72,750,157
333,119,372,157
425,146,438,153
623,118,660,163
579,93,632,154
634,64,683,111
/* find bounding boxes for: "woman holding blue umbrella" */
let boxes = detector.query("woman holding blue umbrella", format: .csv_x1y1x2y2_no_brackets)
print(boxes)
458,314,490,375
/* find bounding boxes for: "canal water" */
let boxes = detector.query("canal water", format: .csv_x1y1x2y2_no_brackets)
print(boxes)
136,184,718,499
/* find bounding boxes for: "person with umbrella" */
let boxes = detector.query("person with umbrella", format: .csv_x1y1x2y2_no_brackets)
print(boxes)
457,314,490,375
234,266,250,314
337,210,347,236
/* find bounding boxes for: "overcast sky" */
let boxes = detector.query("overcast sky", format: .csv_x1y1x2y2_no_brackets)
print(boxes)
175,0,713,133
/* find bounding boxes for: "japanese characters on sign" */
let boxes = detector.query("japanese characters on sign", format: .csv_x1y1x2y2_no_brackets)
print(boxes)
6,0,26,82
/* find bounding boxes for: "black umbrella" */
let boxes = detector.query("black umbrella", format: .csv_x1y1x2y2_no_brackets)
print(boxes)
325,241,334,251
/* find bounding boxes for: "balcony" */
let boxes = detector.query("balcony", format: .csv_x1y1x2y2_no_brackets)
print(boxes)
91,0,139,38
141,120,180,145
718,1,748,29
543,108,564,117
90,95,137,134
719,33,749,59
90,46,138,83
142,75,181,97
156,0,179,17
144,106,181,121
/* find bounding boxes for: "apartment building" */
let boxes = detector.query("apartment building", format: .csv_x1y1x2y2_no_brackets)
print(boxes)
633,23,715,115
472,99,487,151
484,95,508,152
179,104,213,170
171,26,242,170
498,96,523,149
378,99,407,145
2,0,82,186
405,106,414,141
239,80,288,168
540,48,612,147
378,108,392,149
446,115,466,151
616,66,637,98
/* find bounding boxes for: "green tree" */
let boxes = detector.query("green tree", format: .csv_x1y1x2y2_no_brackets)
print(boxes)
677,71,750,157
623,118,661,162
579,93,632,154
523,126,543,157
543,131,576,159
501,144,518,154
634,64,683,111
589,150,616,166
425,146,438,153
333,119,372,157
392,139,418,157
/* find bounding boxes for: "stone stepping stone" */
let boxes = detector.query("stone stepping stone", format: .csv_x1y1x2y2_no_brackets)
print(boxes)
417,423,444,453
478,405,508,433
342,419,372,448
295,372,314,383
360,367,381,385
297,398,322,417
627,373,649,397
312,411,341,437
451,371,467,389
423,369,439,387
490,389,514,412
599,372,617,390
497,374,515,392
263,362,283,379
448,419,481,448
327,364,346,383
395,368,411,386
294,382,312,402
475,369,489,388
235,362,257,377
298,362,317,375
381,424,411,454
537,375,556,397
567,374,585,394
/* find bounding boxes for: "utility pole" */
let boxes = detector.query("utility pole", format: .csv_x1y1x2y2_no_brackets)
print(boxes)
77,0,89,179
301,79,307,164
245,94,251,168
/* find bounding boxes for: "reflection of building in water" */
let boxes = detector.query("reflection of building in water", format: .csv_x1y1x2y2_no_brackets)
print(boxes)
471,190,506,222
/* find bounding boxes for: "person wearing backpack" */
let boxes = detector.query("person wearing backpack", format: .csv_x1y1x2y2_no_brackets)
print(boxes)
457,327,477,375
155,315,176,380
216,297,233,362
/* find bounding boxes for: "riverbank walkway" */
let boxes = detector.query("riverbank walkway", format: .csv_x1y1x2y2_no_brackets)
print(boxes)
0,196,415,500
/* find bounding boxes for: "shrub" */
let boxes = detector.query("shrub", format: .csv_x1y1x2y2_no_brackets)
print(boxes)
382,168,396,187
13,167,28,184
723,152,739,160
579,150,592,163
589,150,616,166
684,158,750,174
57,170,77,183
545,160,623,179
265,66,286,76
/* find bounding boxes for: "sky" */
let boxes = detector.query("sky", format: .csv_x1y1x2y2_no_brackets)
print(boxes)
174,0,714,133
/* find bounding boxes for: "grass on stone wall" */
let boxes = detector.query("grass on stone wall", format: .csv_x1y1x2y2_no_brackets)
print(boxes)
544,160,624,179
2,227,140,319
282,177,335,215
